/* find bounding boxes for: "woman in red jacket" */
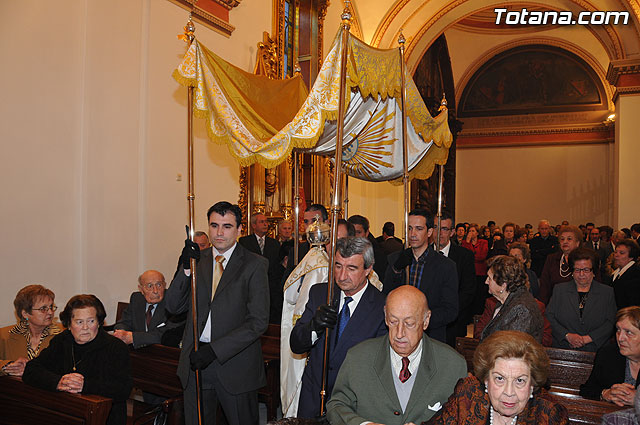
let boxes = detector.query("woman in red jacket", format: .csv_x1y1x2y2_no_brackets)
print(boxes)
462,223,489,315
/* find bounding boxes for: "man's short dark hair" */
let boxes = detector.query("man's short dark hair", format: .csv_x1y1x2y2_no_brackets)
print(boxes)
305,204,328,221
348,215,370,232
586,222,595,227
455,223,466,230
599,225,613,238
408,209,434,229
488,220,496,227
382,221,395,237
631,223,640,234
207,201,242,227
337,218,356,237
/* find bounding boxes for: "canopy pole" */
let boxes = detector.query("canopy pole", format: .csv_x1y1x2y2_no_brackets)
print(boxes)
435,93,448,251
293,152,300,265
180,17,205,425
343,174,349,218
320,5,351,417
435,164,444,251
399,32,411,284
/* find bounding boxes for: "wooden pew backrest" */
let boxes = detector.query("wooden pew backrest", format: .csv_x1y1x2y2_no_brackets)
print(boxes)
0,375,112,425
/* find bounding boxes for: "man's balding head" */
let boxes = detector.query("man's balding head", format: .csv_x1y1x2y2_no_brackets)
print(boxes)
385,286,431,357
138,270,166,304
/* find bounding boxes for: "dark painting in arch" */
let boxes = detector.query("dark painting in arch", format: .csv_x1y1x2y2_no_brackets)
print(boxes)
458,45,607,117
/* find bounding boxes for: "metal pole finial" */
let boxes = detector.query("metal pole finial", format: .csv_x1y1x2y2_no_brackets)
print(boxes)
293,62,302,76
439,93,448,111
398,30,405,45
341,1,352,23
178,17,196,43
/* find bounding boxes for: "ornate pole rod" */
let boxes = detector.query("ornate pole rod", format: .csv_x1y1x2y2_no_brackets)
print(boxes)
399,32,411,285
320,4,351,417
293,152,300,265
181,17,205,425
435,94,448,251
343,174,349,218
435,164,444,251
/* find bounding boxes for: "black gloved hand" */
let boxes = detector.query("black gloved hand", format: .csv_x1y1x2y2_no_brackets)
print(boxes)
394,248,414,270
190,344,216,370
180,238,201,269
311,304,338,333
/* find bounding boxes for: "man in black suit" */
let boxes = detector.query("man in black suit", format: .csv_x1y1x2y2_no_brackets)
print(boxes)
384,209,458,343
239,213,281,323
529,219,558,277
376,221,404,257
166,202,269,425
586,226,613,269
432,215,476,347
114,269,183,348
290,236,386,418
348,214,388,279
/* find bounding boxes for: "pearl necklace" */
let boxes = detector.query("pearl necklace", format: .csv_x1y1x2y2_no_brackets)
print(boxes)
559,254,571,278
490,406,517,425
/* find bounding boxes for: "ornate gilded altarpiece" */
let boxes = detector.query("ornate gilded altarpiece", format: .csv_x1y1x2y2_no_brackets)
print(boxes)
238,0,333,237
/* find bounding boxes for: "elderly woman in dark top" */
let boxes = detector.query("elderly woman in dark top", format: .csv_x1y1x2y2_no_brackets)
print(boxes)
509,242,540,299
426,330,569,425
545,247,616,352
0,285,62,376
480,255,544,343
580,306,640,406
23,294,132,425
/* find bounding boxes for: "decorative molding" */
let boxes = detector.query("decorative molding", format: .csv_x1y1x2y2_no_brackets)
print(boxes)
170,0,235,36
238,166,249,231
457,125,614,149
606,58,640,85
254,32,280,79
213,0,241,9
318,0,330,73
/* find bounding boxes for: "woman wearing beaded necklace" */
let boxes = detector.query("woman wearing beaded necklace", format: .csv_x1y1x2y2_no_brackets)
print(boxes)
0,285,62,376
22,294,132,425
545,247,616,352
425,330,569,425
539,225,584,304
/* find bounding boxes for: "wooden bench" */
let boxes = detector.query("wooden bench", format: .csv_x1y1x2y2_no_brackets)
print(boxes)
260,323,281,421
116,301,281,421
0,375,112,425
455,337,625,424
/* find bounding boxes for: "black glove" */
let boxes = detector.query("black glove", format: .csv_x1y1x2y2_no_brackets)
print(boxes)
180,238,200,269
394,248,414,270
311,304,338,333
190,344,216,370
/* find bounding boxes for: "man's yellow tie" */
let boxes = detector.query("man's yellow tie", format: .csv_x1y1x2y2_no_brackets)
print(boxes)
212,255,225,301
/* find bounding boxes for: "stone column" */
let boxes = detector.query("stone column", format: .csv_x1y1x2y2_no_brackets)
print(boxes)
607,59,640,228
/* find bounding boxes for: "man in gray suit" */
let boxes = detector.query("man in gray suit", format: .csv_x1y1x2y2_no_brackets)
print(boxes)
327,285,467,425
165,201,269,425
114,270,182,348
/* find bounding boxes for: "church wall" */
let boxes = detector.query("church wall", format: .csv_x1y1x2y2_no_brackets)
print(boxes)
455,143,614,228
0,0,271,325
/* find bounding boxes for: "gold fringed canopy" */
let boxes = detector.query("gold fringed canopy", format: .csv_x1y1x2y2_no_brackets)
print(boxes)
173,30,453,182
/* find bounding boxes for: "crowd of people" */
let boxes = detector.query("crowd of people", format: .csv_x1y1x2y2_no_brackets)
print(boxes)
3,201,640,425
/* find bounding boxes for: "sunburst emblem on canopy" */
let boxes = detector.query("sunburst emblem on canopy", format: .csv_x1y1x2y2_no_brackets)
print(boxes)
342,106,396,179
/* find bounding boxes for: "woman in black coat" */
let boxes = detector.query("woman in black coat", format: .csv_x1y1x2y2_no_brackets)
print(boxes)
23,294,132,425
580,306,640,406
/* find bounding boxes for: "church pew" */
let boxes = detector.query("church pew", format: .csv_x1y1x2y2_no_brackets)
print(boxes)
118,302,281,421
454,337,624,424
0,375,112,425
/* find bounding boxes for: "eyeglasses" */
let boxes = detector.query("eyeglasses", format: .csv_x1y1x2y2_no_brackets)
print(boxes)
32,305,57,313
574,267,593,274
142,282,165,290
